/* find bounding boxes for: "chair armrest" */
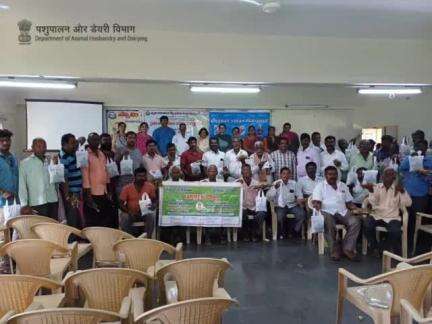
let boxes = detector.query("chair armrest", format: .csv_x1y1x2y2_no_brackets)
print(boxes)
137,232,147,239
417,212,432,220
383,250,432,272
0,311,15,324
69,241,78,271
130,288,144,321
175,243,183,260
25,301,44,311
118,296,132,319
400,299,426,323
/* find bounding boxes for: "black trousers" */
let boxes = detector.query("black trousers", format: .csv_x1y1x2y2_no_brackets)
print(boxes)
84,195,117,228
363,215,401,254
32,202,59,220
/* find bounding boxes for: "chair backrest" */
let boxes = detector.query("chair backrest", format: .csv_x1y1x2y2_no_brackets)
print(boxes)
0,239,68,277
7,307,121,324
64,268,151,313
6,215,58,239
113,238,177,272
82,227,134,263
378,265,432,316
33,223,82,249
157,258,231,302
0,275,61,318
135,297,237,324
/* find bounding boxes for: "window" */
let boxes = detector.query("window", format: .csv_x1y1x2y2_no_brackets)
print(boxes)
362,128,383,143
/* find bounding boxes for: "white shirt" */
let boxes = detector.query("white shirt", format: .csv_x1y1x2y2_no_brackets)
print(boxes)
202,150,226,175
320,149,348,178
163,155,181,168
297,146,321,178
349,178,369,205
312,180,353,216
296,175,322,199
224,148,248,181
267,179,298,209
200,178,224,183
172,133,189,155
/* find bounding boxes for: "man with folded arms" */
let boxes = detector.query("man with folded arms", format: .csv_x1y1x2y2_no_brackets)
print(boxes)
312,166,360,261
363,168,412,256
224,137,248,182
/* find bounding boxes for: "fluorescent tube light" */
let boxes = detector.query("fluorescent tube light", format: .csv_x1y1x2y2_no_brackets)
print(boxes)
190,86,260,94
358,88,422,95
0,80,76,89
0,4,10,10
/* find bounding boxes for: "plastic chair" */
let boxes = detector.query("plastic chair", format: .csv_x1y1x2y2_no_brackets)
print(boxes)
113,238,183,278
337,264,432,324
361,198,409,258
64,268,153,322
0,239,72,282
0,275,64,322
156,258,232,306
382,250,432,273
32,222,92,271
7,307,121,324
135,297,238,324
82,227,146,267
5,215,58,242
413,213,432,256
269,202,307,241
401,299,432,324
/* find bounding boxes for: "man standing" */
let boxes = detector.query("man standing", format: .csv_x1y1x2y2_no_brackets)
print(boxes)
152,116,175,157
376,135,395,164
119,167,156,236
297,133,320,178
115,131,143,194
400,139,432,249
142,140,165,181
349,140,375,171
237,164,267,242
279,122,299,153
267,167,306,239
311,132,324,154
363,168,412,255
215,124,232,153
162,143,180,179
181,137,204,181
19,138,58,219
0,129,19,222
81,133,116,228
60,133,83,228
296,161,321,207
312,166,360,261
225,137,248,182
320,136,348,180
172,123,189,155
202,138,226,180
271,138,297,181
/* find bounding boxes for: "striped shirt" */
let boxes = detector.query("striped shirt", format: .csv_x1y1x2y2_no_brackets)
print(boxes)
270,150,297,181
60,150,82,194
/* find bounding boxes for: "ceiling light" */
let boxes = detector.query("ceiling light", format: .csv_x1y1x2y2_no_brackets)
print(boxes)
0,80,76,89
190,85,260,94
358,88,422,95
0,4,10,10
262,2,281,13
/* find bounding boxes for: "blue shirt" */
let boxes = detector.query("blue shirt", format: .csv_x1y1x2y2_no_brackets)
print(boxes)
400,155,432,197
0,152,19,207
152,126,175,156
60,150,82,194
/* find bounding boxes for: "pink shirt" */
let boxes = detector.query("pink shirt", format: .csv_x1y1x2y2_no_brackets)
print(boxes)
237,178,260,210
136,132,152,155
81,149,109,196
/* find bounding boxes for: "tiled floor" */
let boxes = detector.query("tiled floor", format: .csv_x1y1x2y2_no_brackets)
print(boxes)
184,240,382,324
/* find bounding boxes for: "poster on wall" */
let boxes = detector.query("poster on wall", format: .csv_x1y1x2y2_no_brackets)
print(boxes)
209,110,271,139
141,110,208,138
106,110,142,135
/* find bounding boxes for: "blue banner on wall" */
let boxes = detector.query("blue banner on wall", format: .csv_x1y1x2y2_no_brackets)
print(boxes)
209,111,271,139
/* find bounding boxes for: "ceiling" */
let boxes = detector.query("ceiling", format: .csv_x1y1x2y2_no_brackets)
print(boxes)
1,0,432,39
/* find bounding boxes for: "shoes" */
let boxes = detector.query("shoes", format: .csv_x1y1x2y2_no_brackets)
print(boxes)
330,249,341,261
343,249,361,262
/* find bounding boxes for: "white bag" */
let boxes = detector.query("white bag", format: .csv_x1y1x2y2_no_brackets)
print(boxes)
106,158,119,178
388,159,399,172
363,170,378,184
48,159,65,184
76,148,88,168
255,190,267,212
3,198,21,224
120,155,133,176
139,193,152,215
346,170,357,186
149,169,163,180
409,152,424,172
190,161,202,175
400,136,411,157
311,209,325,234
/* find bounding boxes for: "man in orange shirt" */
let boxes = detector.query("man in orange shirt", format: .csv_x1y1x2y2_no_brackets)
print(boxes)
119,167,156,236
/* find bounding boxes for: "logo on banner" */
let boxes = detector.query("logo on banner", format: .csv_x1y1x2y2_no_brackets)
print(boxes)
18,19,32,45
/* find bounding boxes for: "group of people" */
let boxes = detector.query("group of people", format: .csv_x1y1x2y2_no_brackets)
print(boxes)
0,115,431,261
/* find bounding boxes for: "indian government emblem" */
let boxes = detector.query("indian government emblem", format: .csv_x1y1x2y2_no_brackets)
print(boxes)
17,19,32,45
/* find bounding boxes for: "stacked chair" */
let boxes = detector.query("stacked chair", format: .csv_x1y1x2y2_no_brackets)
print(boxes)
0,215,237,323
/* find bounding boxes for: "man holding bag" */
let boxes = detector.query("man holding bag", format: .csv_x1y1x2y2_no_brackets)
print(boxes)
119,167,156,236
0,129,19,223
